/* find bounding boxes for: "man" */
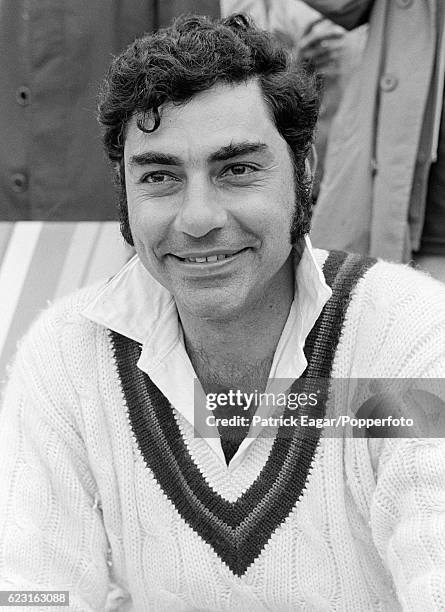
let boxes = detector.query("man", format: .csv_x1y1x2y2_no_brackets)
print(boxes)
1,14,445,611
305,0,445,281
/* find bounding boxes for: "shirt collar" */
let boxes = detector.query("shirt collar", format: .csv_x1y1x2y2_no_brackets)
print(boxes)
81,236,331,356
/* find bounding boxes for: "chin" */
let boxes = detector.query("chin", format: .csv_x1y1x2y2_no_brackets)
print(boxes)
177,286,247,322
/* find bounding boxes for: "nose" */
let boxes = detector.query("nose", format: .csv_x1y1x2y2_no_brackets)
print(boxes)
173,176,227,237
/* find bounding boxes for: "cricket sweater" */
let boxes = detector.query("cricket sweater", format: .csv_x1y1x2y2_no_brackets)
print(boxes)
1,251,445,611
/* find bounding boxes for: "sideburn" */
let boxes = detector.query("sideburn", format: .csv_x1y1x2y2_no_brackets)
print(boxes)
116,161,135,246
290,162,313,245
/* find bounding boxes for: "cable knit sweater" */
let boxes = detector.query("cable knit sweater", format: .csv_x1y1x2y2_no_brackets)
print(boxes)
1,253,445,612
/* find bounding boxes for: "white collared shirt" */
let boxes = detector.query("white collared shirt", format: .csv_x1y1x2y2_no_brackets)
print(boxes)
82,236,331,467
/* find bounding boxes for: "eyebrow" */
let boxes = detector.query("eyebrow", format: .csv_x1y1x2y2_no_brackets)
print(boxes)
209,141,269,162
129,152,182,167
128,141,269,168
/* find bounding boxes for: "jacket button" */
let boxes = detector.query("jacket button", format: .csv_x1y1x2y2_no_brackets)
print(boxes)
380,74,398,92
15,86,31,106
11,172,28,192
396,0,413,7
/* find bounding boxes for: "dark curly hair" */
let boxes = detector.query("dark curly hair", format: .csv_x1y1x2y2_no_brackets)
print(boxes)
98,13,320,246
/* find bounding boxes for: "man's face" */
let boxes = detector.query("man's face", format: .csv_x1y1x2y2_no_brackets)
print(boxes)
124,80,296,320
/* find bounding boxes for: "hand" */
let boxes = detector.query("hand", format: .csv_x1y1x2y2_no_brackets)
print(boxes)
298,18,346,76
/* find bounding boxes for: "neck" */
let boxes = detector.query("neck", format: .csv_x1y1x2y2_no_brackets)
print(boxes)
177,255,295,392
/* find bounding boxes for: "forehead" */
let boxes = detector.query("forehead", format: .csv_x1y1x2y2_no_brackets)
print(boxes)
124,80,287,162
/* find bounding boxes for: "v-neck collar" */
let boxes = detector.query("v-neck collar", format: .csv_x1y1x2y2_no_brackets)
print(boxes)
109,251,376,576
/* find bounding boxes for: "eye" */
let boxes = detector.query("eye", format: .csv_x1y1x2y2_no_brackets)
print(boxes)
223,164,256,177
140,171,179,184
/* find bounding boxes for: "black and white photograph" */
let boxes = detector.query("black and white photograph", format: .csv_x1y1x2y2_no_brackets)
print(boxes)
0,1,445,610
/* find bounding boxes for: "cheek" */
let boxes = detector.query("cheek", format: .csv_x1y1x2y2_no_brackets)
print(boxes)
127,196,170,253
128,209,159,262
255,185,295,234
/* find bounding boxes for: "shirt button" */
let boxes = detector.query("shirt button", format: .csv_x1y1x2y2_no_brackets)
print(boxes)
396,0,413,7
380,74,398,92
15,86,31,106
11,172,28,193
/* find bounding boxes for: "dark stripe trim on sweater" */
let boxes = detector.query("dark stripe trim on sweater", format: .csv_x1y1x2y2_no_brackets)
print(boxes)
110,250,376,576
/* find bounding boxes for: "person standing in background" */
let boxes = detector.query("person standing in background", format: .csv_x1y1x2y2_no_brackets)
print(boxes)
305,0,445,282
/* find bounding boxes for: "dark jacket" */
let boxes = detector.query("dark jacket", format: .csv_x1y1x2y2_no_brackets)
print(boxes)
0,0,219,221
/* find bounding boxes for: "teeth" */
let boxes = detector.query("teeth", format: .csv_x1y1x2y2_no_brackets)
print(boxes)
183,253,237,263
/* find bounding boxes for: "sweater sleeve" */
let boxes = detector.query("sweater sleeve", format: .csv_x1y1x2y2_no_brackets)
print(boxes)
0,307,111,611
366,275,445,611
303,0,374,29
370,436,445,611
344,261,445,611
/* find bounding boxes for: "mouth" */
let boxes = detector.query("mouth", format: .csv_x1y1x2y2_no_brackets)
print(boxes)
172,248,249,264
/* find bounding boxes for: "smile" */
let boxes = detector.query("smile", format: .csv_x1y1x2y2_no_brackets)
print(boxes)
173,249,248,264
182,254,234,263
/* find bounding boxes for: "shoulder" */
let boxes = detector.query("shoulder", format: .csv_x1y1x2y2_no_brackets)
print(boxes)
19,282,107,352
8,283,111,399
334,257,445,377
354,258,445,319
